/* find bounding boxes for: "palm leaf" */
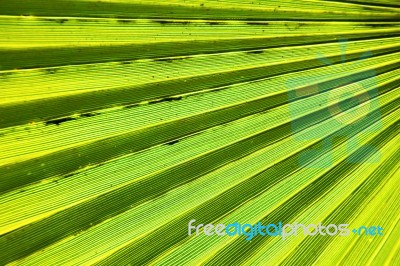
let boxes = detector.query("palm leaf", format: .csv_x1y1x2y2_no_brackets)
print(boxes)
0,0,399,265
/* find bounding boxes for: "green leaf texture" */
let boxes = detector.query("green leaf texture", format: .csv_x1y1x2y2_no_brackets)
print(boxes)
0,0,399,265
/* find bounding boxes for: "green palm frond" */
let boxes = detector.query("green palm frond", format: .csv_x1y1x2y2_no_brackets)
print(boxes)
0,0,399,265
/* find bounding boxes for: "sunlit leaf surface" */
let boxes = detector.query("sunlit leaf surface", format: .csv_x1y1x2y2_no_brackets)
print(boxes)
0,0,399,265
